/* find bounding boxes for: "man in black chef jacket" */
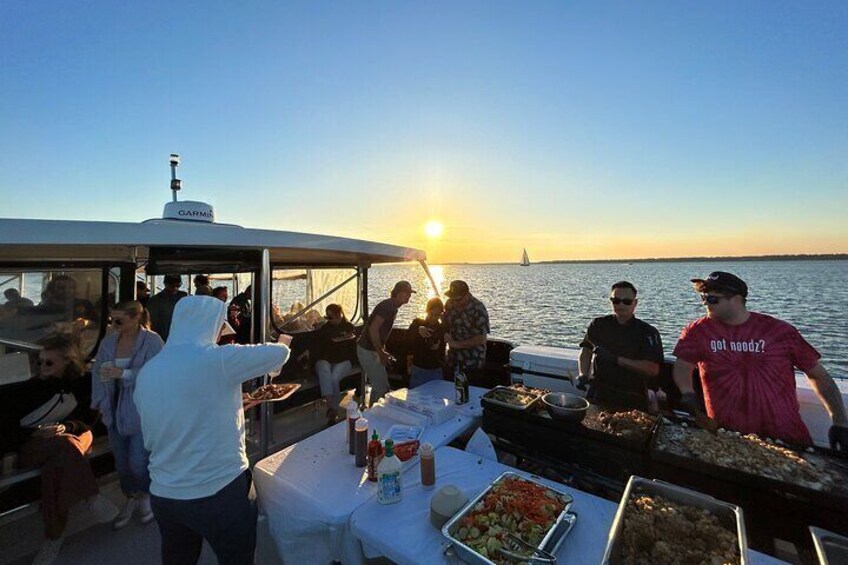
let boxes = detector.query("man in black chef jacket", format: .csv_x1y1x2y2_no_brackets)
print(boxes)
577,281,664,410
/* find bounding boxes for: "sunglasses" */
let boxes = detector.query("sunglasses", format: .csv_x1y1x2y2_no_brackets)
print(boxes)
112,318,124,326
610,297,635,306
37,359,55,367
700,294,731,305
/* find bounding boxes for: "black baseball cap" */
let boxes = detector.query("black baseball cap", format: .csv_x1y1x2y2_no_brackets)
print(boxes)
444,280,470,298
163,274,182,285
691,271,748,297
391,280,416,296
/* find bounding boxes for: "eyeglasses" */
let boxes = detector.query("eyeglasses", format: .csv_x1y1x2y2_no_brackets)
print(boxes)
112,318,124,327
37,359,55,367
610,297,635,306
700,294,731,305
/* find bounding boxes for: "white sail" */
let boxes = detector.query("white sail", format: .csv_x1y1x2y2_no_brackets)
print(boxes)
520,248,530,266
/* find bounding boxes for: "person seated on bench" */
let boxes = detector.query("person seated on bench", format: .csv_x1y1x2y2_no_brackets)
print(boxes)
13,335,117,565
314,304,356,422
91,300,164,530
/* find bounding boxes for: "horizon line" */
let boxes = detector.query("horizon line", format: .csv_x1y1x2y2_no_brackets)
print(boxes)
426,252,848,266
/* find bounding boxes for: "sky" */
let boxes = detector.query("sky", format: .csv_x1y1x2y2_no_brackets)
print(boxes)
1,1,846,263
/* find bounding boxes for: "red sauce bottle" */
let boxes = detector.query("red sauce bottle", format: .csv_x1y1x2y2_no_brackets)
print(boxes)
366,431,384,482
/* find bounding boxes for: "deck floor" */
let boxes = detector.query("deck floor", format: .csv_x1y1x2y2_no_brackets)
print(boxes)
0,396,343,565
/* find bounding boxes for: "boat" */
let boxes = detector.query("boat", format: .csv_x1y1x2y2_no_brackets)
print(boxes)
0,156,844,564
520,248,530,266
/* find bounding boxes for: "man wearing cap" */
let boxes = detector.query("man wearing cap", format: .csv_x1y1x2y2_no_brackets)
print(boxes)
673,271,848,449
146,275,188,342
577,281,664,410
441,280,490,375
357,281,415,404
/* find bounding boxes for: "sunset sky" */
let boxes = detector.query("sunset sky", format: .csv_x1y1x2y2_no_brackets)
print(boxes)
1,2,846,263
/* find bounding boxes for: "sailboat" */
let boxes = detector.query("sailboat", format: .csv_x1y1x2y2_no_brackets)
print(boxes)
520,248,530,266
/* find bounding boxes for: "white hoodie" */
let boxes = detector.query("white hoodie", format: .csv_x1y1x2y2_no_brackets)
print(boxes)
134,296,289,500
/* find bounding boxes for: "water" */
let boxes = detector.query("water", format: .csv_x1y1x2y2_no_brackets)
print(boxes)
368,260,848,377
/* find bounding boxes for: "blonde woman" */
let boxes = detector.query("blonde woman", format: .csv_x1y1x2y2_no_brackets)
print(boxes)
91,301,164,529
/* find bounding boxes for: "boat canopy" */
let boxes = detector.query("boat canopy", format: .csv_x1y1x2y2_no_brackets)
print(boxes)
0,218,426,269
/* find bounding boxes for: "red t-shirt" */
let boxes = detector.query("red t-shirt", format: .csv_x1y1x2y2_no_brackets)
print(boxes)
673,312,820,444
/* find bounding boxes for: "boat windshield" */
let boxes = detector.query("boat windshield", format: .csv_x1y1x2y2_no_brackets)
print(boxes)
270,267,361,333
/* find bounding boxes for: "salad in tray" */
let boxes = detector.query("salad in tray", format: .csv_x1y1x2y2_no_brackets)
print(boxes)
453,475,570,562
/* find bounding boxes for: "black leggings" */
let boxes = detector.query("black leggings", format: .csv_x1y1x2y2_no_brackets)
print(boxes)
151,470,257,565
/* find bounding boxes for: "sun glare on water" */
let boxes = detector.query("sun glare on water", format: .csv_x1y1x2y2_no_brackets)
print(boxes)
424,220,443,238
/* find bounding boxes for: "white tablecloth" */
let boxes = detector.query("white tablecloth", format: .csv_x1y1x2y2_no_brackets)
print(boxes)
254,380,485,565
349,447,787,565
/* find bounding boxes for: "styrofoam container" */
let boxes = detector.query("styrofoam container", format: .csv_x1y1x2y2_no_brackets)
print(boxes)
385,388,456,425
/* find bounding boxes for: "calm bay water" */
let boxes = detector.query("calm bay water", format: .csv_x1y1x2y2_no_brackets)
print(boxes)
368,260,848,377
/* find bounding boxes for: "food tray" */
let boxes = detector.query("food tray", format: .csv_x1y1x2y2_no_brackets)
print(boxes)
602,476,748,565
485,401,659,452
480,386,541,412
385,424,423,444
810,526,848,565
442,472,574,564
650,421,848,514
247,383,300,403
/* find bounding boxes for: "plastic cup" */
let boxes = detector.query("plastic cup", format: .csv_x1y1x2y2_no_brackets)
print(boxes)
99,361,114,382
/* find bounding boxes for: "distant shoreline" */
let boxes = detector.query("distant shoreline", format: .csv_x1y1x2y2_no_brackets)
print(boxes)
433,253,848,266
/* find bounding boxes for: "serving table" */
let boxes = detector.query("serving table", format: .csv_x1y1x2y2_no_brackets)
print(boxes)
253,380,486,564
349,446,787,565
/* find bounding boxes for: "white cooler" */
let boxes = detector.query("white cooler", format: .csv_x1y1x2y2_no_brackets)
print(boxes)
509,345,582,393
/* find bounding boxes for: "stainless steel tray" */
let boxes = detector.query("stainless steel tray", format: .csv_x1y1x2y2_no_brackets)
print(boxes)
442,471,575,564
481,386,541,412
601,476,748,565
810,526,848,565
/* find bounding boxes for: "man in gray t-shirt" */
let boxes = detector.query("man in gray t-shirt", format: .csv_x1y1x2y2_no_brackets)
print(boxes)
357,281,415,404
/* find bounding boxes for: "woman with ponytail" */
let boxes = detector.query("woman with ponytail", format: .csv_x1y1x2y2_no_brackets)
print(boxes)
91,300,164,529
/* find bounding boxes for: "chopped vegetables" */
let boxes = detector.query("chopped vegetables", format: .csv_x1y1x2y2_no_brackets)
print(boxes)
483,388,539,408
454,476,569,564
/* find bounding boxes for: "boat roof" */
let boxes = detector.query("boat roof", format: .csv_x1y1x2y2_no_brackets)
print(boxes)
0,218,426,267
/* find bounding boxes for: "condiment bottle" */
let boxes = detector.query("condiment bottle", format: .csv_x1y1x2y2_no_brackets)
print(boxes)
454,367,469,405
354,418,369,468
346,402,360,455
419,442,435,487
367,431,383,482
377,439,402,505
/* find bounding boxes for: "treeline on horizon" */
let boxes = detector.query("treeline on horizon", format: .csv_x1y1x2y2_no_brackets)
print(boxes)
539,253,848,265
435,253,848,266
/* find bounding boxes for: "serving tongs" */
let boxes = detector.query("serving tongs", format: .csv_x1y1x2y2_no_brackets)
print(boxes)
498,532,557,563
496,511,577,563
667,409,719,435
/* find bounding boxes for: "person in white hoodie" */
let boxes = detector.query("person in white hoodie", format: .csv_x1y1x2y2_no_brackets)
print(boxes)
134,296,289,565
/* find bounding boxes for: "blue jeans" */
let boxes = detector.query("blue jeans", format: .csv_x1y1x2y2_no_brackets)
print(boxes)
410,366,443,388
107,425,150,495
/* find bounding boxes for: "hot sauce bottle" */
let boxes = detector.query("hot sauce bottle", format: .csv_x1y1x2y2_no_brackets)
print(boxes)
366,430,384,482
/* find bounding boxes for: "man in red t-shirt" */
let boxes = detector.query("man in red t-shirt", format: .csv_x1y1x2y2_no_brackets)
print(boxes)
672,271,847,448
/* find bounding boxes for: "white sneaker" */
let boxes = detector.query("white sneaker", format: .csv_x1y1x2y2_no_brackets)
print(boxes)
88,494,119,524
32,537,63,565
113,497,138,530
137,494,154,525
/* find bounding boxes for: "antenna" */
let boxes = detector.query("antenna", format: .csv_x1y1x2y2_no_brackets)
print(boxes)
169,153,181,202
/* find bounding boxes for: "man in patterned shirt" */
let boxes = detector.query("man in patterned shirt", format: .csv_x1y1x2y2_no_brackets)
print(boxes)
442,280,490,372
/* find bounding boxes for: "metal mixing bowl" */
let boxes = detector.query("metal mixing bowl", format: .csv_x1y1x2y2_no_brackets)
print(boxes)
543,392,589,422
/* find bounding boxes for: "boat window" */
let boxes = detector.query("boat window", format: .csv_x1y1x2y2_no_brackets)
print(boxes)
271,268,360,333
0,268,106,357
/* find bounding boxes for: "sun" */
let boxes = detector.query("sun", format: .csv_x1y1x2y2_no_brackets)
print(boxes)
424,220,443,238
